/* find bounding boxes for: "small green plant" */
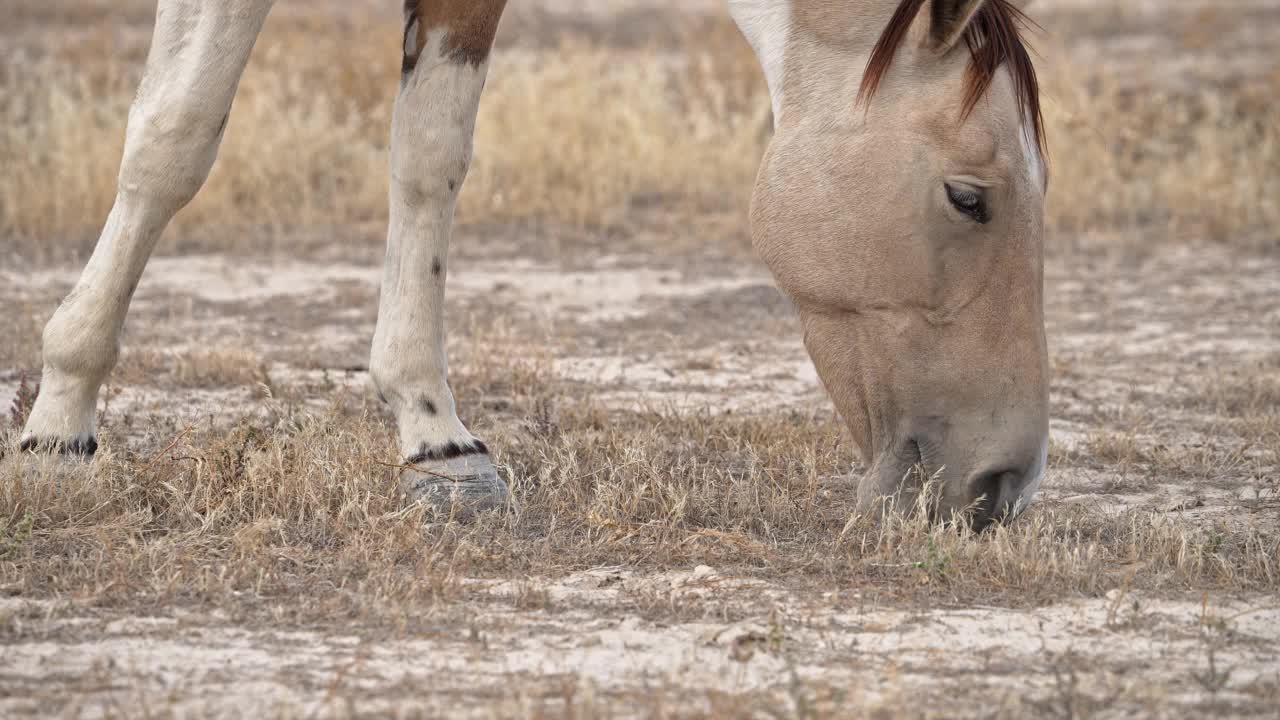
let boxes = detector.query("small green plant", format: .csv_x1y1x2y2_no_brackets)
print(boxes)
1,512,36,561
1204,528,1226,556
916,535,951,578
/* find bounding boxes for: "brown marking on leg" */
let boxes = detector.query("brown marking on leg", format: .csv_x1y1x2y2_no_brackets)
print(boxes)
417,395,438,415
403,0,507,75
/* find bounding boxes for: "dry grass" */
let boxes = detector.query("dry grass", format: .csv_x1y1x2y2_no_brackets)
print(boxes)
1194,361,1280,419
1070,359,1280,486
114,347,268,389
0,6,765,261
1041,57,1280,247
2,341,1276,629
2,3,1276,261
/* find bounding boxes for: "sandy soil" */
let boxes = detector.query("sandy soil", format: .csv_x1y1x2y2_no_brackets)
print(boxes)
3,574,1277,717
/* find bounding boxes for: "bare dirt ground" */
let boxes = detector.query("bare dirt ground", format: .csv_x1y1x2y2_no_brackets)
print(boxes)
3,239,1279,716
2,0,1278,717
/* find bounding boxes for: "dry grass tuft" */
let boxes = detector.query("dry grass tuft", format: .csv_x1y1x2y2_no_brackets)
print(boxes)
1196,362,1280,418
114,347,268,389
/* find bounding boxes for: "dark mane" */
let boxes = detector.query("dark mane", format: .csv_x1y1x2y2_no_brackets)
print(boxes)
856,0,1045,156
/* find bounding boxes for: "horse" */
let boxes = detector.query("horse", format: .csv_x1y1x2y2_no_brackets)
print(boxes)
18,0,1048,528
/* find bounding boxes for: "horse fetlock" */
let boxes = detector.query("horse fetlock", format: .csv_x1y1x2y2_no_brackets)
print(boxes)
19,370,102,457
387,392,479,460
41,303,120,383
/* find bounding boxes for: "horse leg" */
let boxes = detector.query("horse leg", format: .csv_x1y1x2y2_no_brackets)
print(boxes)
21,0,276,455
370,1,511,513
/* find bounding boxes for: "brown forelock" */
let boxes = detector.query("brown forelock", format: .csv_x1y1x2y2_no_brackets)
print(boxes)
855,0,927,104
855,0,1045,157
404,0,508,70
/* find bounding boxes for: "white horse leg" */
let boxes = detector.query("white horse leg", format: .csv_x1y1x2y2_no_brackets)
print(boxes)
370,1,511,513
20,0,275,455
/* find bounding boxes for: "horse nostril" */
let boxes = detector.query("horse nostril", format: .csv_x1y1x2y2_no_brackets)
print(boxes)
967,468,1021,531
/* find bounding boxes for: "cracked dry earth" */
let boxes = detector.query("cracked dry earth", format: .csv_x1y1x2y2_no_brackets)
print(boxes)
2,577,1277,718
1,237,1279,717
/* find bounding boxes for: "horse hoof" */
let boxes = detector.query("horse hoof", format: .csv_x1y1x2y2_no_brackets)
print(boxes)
400,452,511,518
17,435,98,458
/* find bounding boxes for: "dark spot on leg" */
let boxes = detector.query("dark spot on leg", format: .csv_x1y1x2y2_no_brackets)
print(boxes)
447,178,456,192
431,257,442,276
418,395,438,415
407,439,489,464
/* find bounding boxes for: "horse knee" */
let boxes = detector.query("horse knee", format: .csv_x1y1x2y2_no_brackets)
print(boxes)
117,106,225,211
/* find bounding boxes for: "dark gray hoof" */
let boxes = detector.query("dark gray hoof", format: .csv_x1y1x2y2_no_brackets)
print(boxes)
401,452,511,517
18,435,98,458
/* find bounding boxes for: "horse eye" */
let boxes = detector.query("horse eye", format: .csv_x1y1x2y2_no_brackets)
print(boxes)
946,184,989,224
